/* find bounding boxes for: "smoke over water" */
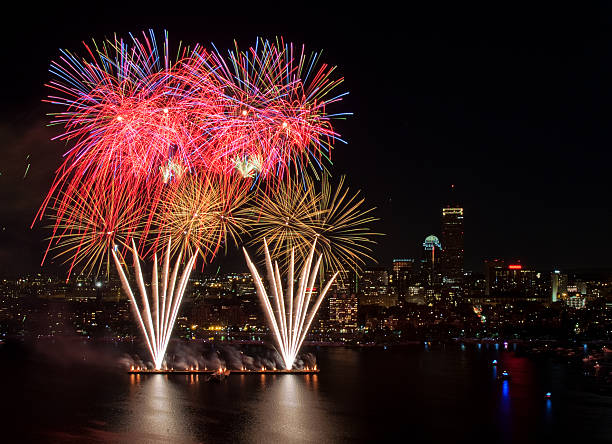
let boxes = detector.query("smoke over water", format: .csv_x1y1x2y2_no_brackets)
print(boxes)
120,341,318,371
11,335,316,372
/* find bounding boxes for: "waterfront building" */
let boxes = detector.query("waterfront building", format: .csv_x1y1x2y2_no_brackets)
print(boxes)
359,267,389,306
551,270,567,303
328,293,358,331
392,258,415,299
565,295,586,309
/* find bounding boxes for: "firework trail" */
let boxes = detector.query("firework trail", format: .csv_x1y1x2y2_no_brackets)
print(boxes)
113,239,196,370
244,239,337,370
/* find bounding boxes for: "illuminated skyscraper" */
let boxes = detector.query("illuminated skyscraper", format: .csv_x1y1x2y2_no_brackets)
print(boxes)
551,270,567,303
328,293,358,330
360,267,394,307
441,207,464,285
392,258,415,298
422,235,442,285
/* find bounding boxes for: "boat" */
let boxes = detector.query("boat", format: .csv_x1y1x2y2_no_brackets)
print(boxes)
498,370,511,380
206,368,230,382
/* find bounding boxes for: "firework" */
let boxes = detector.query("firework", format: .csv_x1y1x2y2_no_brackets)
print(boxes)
36,31,219,237
37,30,355,370
193,38,347,179
113,239,196,370
243,239,337,370
37,32,348,249
248,173,379,277
45,177,145,278
153,173,251,260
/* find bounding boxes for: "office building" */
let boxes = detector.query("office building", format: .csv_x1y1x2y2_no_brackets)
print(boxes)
441,207,464,286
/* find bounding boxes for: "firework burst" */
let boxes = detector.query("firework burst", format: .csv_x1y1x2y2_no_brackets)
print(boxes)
153,173,251,261
248,173,379,278
45,178,144,278
201,38,348,179
37,29,358,369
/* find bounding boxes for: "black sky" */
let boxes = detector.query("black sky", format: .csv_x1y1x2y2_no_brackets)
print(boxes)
1,3,612,276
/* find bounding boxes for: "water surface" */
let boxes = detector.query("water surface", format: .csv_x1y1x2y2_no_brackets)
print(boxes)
1,342,610,443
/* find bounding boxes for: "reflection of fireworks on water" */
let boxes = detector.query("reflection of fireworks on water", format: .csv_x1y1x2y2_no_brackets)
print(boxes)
244,239,337,370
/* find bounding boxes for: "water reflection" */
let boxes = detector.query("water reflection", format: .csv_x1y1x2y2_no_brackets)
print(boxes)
498,379,512,438
125,375,197,443
245,375,338,442
5,344,612,442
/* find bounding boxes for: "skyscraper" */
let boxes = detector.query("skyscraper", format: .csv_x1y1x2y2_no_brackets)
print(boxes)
392,258,415,299
483,260,544,303
422,235,442,285
551,270,567,303
328,293,358,330
441,206,464,285
360,266,394,307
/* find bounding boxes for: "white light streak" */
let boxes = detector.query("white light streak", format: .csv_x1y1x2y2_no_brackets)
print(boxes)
243,239,337,370
112,239,196,370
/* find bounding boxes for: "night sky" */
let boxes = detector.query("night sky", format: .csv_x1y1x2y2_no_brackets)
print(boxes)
1,4,612,276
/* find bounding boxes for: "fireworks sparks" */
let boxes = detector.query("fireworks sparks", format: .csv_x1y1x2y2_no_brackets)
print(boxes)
153,173,251,261
46,179,145,278
113,239,197,370
37,32,347,244
248,173,379,278
232,154,263,179
201,38,347,179
244,239,338,370
36,29,362,370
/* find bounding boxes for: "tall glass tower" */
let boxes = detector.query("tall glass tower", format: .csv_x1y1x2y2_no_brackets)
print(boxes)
441,207,464,285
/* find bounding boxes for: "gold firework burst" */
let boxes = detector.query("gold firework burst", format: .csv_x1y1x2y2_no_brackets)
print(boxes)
247,173,380,278
46,180,144,278
153,173,251,261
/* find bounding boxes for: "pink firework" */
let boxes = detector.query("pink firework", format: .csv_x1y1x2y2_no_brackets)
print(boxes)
38,31,348,272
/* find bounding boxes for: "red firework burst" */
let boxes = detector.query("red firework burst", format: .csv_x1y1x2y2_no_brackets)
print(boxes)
38,30,348,275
